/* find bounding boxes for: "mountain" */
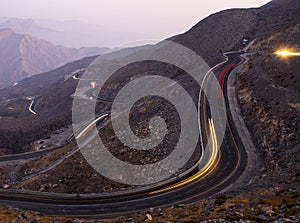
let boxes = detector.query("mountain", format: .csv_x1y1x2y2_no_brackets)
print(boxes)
0,28,108,86
0,55,98,100
0,18,44,35
0,55,98,153
0,2,299,215
1,0,299,151
0,17,151,48
172,0,300,66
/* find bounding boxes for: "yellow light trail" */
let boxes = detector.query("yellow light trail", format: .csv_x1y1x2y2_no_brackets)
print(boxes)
149,118,219,195
76,114,109,139
275,50,300,58
29,100,37,115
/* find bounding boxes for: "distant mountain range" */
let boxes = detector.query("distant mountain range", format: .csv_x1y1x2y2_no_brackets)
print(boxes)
0,28,108,87
0,17,150,48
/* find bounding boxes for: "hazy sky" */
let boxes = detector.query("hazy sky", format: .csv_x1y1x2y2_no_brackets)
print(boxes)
0,0,270,38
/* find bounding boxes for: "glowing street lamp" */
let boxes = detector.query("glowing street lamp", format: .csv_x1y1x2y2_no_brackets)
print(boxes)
275,49,300,58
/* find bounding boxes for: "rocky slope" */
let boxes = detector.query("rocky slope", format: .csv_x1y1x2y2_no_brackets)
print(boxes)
0,28,107,86
236,23,300,162
172,0,300,66
0,0,299,221
172,9,257,65
0,55,98,153
1,0,295,151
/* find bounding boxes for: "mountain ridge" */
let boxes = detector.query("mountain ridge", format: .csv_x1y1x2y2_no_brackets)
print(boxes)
0,28,108,86
0,17,151,48
0,0,299,221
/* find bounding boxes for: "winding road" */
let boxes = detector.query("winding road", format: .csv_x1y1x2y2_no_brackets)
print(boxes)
0,51,251,219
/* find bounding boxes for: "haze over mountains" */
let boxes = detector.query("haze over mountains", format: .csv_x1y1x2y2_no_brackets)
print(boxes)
0,28,108,87
0,17,150,48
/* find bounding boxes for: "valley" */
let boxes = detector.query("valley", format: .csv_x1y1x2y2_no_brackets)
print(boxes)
0,0,299,222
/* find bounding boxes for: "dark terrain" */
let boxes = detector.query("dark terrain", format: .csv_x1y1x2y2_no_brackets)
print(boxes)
0,56,97,154
0,0,299,222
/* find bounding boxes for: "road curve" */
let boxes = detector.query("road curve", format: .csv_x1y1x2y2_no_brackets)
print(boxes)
0,52,249,219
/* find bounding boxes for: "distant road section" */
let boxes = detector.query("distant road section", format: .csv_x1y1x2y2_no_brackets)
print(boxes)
28,99,37,115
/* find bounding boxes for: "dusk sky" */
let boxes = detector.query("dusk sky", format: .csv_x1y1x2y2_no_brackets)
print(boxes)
0,0,270,39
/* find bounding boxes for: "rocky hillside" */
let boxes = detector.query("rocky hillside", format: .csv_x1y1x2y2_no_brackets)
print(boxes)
173,0,300,66
236,23,300,161
0,0,299,221
0,28,107,86
172,9,257,65
0,56,98,153
0,0,298,165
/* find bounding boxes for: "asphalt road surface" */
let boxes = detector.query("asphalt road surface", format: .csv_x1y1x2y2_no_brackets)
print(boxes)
0,52,249,219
